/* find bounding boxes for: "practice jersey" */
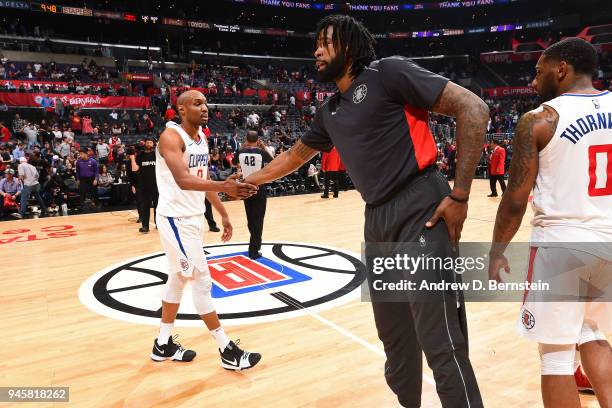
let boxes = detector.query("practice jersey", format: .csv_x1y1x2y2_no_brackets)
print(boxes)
531,90,612,244
233,146,273,179
156,121,209,217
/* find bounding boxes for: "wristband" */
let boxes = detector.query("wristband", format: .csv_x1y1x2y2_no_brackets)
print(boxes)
448,194,468,203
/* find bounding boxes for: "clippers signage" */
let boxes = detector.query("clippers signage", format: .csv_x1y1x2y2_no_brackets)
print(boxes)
483,86,537,98
79,243,366,326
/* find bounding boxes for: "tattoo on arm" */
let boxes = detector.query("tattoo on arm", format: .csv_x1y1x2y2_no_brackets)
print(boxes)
507,105,556,192
288,140,318,163
507,114,536,192
432,82,489,195
491,106,556,246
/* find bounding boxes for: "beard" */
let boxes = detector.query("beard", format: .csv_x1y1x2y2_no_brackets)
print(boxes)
317,53,348,83
537,74,559,103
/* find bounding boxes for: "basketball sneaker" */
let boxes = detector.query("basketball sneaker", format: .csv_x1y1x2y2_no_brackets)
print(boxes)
574,365,594,394
150,335,196,362
219,340,261,371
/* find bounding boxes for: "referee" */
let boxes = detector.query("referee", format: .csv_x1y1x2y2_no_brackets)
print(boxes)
130,137,158,233
245,15,489,408
233,130,273,259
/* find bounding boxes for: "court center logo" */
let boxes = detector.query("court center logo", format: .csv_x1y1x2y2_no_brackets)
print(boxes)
79,243,366,327
353,84,367,104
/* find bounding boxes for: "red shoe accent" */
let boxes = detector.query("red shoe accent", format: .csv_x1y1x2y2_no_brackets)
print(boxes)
574,366,594,394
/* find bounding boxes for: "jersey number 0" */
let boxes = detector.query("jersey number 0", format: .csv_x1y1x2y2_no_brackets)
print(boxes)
588,144,612,197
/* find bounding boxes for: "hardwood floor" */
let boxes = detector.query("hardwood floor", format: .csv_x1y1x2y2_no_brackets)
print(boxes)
0,179,602,407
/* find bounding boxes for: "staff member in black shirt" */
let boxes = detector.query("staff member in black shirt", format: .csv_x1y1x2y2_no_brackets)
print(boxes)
130,137,158,233
245,15,489,408
233,130,273,259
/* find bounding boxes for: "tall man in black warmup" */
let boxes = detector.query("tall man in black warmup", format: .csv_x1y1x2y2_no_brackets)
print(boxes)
245,15,489,408
234,130,273,259
130,137,158,233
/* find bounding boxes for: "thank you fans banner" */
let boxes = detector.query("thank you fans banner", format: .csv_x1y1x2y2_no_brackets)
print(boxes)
0,93,151,109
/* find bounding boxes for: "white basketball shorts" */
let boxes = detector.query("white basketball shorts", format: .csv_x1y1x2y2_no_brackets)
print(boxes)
156,214,209,277
518,246,612,344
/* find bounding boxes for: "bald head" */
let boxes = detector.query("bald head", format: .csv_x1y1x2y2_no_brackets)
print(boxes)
176,90,208,127
246,130,258,143
177,90,206,108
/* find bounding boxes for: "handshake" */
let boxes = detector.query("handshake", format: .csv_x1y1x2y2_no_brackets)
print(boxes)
222,173,258,200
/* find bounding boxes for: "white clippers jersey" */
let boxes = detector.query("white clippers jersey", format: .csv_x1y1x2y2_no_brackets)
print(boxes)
531,90,612,243
156,121,209,217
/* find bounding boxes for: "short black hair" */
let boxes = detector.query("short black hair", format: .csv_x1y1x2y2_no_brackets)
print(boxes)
315,14,376,79
543,37,598,76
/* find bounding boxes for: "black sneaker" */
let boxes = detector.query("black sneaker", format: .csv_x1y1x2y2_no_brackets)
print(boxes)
249,252,262,260
219,340,261,371
150,335,196,362
139,227,150,233
209,226,221,232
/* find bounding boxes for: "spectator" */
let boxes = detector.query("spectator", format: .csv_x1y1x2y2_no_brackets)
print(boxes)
0,168,22,217
164,104,177,121
0,145,12,173
82,115,94,135
62,126,75,142
42,171,69,215
488,139,506,197
321,147,342,199
0,122,11,143
109,109,118,123
52,125,63,142
228,132,240,152
70,113,82,134
96,164,114,198
12,113,26,138
109,134,121,149
12,142,25,162
54,97,65,118
95,137,111,165
15,157,47,218
76,149,99,209
59,137,71,159
209,132,222,150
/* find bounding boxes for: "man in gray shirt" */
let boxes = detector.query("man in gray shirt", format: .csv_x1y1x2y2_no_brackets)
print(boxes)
15,157,47,218
23,123,38,150
95,137,110,165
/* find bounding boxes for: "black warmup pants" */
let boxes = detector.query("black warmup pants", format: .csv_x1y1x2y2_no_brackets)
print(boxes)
204,198,218,229
243,188,267,257
139,184,158,229
323,171,339,197
79,177,96,207
364,169,483,408
489,175,506,196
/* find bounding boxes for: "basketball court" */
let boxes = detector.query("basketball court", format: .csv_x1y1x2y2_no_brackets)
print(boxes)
0,180,601,407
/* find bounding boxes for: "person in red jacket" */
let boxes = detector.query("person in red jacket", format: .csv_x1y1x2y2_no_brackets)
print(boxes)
164,105,177,122
488,139,506,197
0,122,11,143
321,146,341,198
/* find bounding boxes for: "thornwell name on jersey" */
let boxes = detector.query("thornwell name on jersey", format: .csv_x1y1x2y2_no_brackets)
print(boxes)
559,111,612,144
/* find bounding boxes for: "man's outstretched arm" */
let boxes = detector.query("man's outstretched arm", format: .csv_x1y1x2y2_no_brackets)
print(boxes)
244,140,318,186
